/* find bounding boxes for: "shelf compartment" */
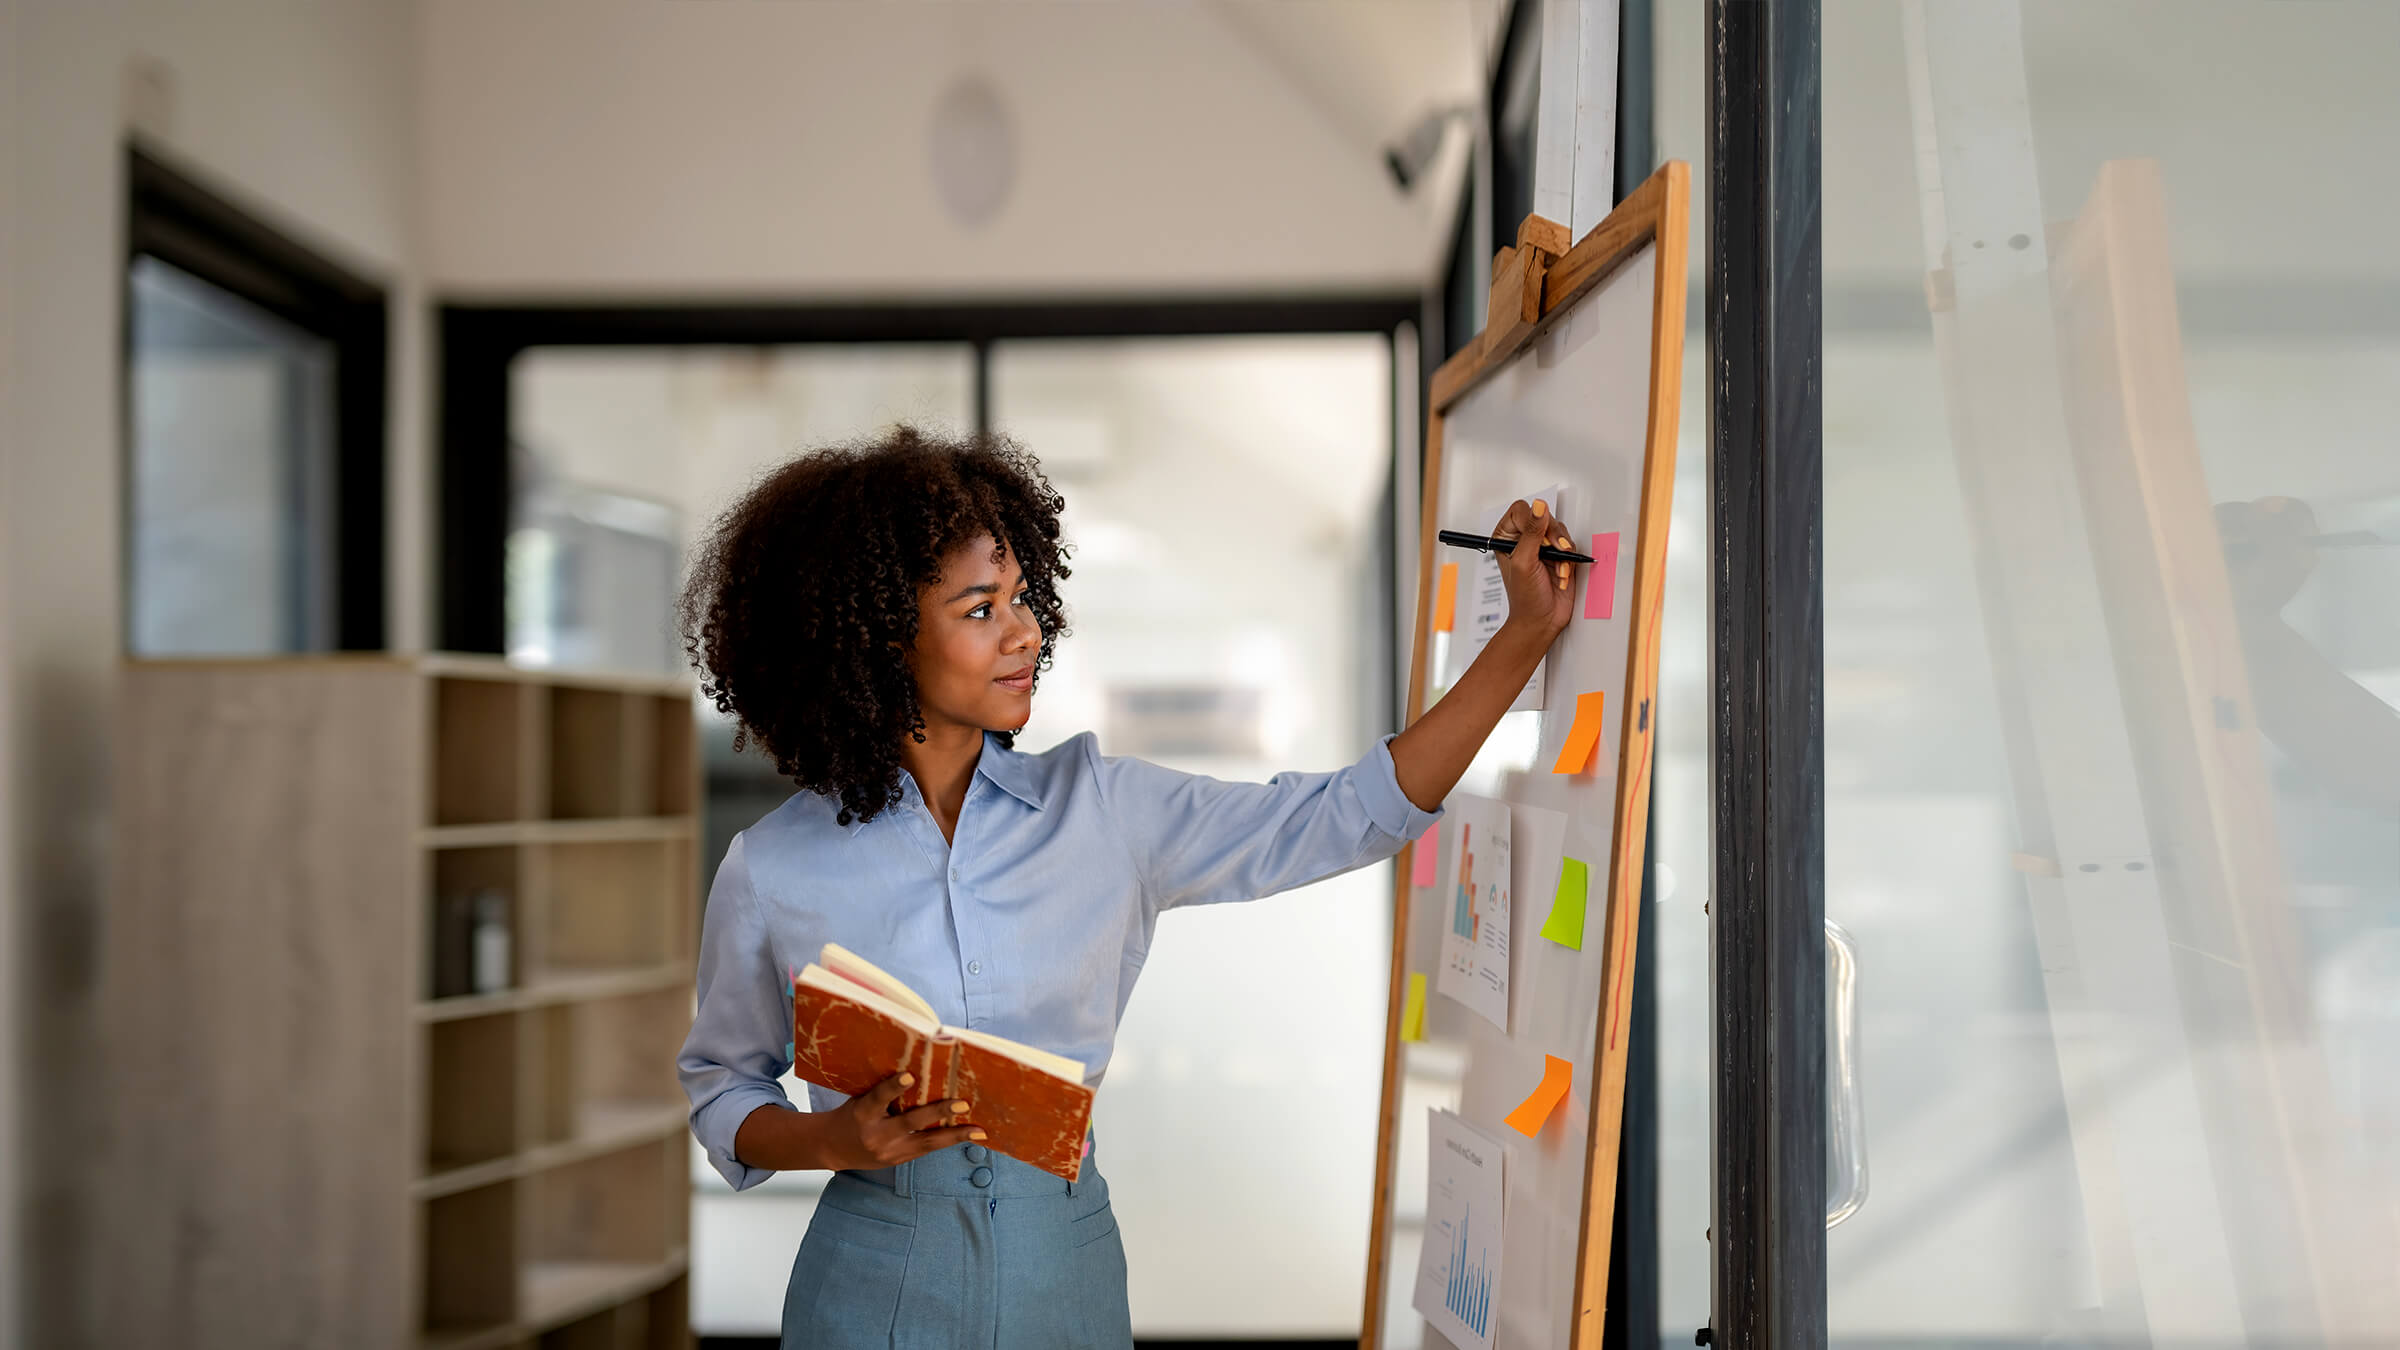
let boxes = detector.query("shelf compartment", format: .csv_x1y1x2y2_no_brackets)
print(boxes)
549,688,630,820
664,835,696,965
643,1275,688,1350
536,1280,682,1350
429,846,520,1001
422,1179,519,1340
574,986,688,1112
435,678,531,825
526,1139,678,1278
519,1254,685,1342
650,696,695,819
426,1012,520,1175
536,840,673,975
531,986,690,1150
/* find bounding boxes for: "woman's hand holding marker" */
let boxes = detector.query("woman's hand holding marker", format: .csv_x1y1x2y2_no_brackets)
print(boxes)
1387,496,1582,812
1492,497,1579,639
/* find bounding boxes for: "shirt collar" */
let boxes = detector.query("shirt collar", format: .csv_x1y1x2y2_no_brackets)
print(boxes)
972,731,1047,811
842,731,1044,835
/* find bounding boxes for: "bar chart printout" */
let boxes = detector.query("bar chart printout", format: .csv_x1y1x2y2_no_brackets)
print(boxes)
1413,1107,1504,1350
1435,793,1512,1032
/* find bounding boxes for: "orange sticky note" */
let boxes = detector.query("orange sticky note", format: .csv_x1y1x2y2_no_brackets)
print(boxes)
1504,1054,1574,1137
1400,972,1428,1042
1410,824,1439,886
1432,562,1459,633
1551,690,1605,774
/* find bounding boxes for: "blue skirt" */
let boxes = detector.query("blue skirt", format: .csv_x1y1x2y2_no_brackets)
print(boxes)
781,1139,1132,1349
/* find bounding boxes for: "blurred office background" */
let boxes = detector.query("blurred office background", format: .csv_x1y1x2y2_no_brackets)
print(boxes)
6,1,2398,1348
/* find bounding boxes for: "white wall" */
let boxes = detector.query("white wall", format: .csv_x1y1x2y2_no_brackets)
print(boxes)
3,2,422,1343
418,0,1467,297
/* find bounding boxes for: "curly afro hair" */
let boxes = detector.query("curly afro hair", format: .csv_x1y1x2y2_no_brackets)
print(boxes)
680,425,1072,825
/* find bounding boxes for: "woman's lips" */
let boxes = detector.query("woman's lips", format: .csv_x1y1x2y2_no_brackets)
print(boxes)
995,667,1035,692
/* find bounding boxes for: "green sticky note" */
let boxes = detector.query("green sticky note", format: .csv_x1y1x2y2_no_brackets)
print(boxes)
1539,856,1590,950
1400,972,1428,1042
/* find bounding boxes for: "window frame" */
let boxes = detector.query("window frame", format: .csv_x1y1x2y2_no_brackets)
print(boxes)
122,145,389,653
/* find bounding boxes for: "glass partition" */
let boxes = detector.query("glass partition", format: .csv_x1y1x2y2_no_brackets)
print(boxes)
993,333,1397,1337
1652,1,2400,1344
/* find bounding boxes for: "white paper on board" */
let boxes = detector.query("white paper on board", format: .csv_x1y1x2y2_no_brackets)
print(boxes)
1413,1107,1506,1350
1435,792,1513,1033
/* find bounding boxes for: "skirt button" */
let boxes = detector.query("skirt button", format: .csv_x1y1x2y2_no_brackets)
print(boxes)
969,1165,994,1189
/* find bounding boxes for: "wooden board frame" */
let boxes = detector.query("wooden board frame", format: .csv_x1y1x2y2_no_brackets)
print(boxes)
1360,158,1689,1350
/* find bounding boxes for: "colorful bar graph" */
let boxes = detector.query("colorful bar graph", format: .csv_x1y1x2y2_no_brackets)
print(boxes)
1451,824,1477,939
1445,1210,1493,1337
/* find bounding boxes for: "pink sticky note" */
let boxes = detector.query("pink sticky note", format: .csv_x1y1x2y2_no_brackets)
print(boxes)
1410,824,1438,886
1585,532,1621,620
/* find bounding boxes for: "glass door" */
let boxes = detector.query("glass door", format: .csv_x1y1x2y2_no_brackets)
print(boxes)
1809,3,2400,1346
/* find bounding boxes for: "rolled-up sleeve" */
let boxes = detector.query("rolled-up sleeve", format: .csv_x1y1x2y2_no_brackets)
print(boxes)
677,834,799,1191
1091,732,1444,912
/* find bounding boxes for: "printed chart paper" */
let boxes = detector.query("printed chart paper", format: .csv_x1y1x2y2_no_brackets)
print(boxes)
1436,793,1512,1032
1441,484,1563,712
1414,1107,1505,1350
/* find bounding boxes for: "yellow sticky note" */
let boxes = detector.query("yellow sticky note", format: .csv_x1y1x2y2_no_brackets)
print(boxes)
1504,1054,1575,1138
1551,690,1606,774
1432,563,1459,633
1539,856,1589,950
1400,972,1428,1042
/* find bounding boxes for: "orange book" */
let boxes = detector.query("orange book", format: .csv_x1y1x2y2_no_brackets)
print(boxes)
789,943,1096,1181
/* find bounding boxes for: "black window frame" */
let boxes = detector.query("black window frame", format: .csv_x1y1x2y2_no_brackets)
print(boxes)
123,145,389,653
1706,0,1826,1346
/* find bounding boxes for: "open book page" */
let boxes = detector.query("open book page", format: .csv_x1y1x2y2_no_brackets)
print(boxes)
816,943,939,1023
952,1027,1086,1084
798,963,938,1037
804,944,1085,1083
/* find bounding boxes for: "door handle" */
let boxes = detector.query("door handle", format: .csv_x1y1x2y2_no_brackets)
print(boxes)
1826,918,1868,1228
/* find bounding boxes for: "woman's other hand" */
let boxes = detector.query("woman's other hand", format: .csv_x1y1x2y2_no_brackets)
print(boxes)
814,1072,985,1170
733,1072,983,1173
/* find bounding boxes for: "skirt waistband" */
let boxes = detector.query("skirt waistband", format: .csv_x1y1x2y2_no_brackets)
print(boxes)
843,1134,1098,1199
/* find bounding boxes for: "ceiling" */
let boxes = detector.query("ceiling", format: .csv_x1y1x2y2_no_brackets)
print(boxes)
1196,0,1508,164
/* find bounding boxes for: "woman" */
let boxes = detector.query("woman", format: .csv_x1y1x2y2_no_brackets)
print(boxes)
675,426,1577,1348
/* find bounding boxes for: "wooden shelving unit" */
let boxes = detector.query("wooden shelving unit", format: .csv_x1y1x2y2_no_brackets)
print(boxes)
106,655,699,1350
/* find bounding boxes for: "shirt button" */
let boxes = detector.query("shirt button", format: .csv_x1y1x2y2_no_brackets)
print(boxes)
967,960,982,976
964,1143,989,1164
969,1165,994,1189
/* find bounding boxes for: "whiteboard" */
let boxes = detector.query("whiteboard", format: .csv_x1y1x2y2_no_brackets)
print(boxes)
1365,164,1688,1350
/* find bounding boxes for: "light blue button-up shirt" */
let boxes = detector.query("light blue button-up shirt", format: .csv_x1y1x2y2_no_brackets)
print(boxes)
677,728,1443,1190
